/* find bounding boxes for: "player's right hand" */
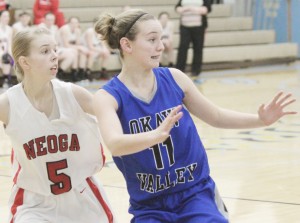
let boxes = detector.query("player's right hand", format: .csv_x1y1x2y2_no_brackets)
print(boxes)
156,105,183,143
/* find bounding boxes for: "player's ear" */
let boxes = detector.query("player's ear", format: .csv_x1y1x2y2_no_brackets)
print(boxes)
18,56,30,70
120,37,132,54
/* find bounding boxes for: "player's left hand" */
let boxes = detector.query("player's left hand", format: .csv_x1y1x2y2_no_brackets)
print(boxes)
258,91,297,126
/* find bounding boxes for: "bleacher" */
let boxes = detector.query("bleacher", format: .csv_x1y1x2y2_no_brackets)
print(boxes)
11,0,298,72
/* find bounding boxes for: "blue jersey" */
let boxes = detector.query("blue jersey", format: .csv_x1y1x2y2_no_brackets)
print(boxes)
102,67,210,204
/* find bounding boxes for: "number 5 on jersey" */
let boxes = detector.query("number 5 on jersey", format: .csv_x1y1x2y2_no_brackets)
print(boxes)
47,159,72,195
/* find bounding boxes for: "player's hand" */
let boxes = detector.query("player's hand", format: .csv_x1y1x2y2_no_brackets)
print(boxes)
156,105,183,143
258,92,297,126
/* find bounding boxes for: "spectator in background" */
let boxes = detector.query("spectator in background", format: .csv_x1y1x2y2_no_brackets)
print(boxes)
12,11,31,36
81,18,111,81
33,0,65,27
175,0,211,77
0,0,15,25
0,10,17,87
158,11,174,67
38,12,59,37
39,12,78,82
0,0,10,11
58,16,89,81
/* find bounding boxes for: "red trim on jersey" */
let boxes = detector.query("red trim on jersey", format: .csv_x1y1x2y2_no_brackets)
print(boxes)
86,177,113,223
100,143,106,167
11,148,14,164
10,188,24,223
13,163,21,184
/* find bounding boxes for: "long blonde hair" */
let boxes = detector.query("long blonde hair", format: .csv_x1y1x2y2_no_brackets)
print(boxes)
11,27,51,81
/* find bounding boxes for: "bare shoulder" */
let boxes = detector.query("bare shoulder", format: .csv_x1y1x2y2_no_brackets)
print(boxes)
168,67,194,92
71,83,93,99
94,89,118,110
70,83,94,114
168,67,189,80
59,25,69,35
85,28,94,39
86,27,93,34
0,92,9,124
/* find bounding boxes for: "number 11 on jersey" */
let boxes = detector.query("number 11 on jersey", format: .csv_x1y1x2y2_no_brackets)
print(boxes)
150,136,175,170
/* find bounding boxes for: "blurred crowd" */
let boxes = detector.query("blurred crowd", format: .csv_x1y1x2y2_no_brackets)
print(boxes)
0,0,223,88
0,0,113,88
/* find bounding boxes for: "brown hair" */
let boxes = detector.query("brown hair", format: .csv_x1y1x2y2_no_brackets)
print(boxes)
94,9,155,57
12,27,51,81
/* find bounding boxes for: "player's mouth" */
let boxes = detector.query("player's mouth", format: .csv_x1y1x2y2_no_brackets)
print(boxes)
50,65,58,74
151,55,160,60
50,65,58,70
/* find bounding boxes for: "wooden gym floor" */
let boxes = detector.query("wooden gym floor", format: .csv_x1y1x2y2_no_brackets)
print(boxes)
0,62,299,223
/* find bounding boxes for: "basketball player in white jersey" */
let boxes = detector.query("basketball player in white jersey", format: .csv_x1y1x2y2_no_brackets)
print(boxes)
0,27,114,223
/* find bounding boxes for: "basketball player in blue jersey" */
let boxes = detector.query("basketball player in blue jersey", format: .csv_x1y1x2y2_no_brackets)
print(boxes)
93,9,297,223
0,27,114,223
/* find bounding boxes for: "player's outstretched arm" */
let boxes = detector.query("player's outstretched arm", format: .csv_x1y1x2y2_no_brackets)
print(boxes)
169,68,297,129
93,89,183,156
206,91,298,129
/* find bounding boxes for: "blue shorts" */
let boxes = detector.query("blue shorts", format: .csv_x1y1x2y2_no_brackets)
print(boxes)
129,176,229,223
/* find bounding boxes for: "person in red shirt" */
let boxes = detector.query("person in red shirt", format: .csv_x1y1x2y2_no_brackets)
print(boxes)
0,0,10,11
33,0,65,27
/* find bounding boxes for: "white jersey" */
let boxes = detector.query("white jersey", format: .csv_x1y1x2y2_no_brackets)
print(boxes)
58,24,79,46
81,27,102,47
5,79,104,196
0,24,12,53
12,22,30,33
